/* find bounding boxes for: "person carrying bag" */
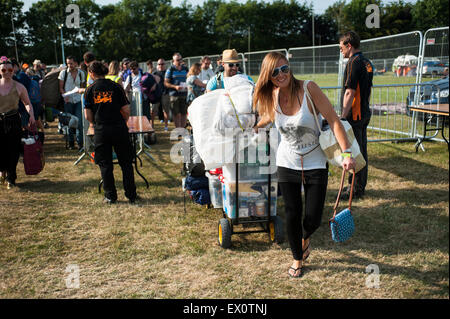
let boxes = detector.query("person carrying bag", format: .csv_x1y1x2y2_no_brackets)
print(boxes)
304,80,366,174
252,52,356,278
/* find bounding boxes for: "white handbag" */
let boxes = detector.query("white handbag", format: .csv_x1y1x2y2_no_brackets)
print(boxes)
303,80,366,173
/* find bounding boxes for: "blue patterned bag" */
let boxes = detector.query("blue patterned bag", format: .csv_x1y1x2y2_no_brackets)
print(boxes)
330,208,354,242
330,170,355,243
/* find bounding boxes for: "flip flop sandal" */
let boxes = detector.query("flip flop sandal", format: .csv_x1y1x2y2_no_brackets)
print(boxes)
288,266,303,278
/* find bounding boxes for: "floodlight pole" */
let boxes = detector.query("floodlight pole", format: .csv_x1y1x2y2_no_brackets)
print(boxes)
11,11,19,62
58,23,66,66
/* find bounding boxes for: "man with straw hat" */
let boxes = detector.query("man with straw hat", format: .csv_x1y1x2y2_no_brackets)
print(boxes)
206,49,253,92
32,59,45,80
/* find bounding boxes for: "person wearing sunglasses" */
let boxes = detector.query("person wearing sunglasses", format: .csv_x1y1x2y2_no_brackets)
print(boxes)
206,49,253,92
0,59,36,189
164,52,189,129
153,58,170,130
253,52,355,278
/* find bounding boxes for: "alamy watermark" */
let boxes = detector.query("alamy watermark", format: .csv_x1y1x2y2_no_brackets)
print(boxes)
65,264,80,289
65,4,80,29
365,264,380,288
170,127,280,175
366,4,380,29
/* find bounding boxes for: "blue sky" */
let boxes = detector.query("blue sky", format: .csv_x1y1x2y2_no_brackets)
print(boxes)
22,0,418,14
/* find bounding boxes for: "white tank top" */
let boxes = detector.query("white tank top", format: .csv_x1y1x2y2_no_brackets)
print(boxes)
275,81,327,171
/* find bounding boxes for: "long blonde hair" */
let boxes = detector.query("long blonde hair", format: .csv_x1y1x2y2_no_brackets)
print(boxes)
108,60,119,76
253,52,301,121
187,62,201,77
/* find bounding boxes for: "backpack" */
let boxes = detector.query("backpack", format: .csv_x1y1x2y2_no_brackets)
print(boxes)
14,71,31,91
215,72,223,90
140,72,163,103
41,68,83,111
28,79,41,104
40,68,63,110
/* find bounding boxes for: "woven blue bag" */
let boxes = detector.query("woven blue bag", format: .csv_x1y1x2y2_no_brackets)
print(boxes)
330,170,355,243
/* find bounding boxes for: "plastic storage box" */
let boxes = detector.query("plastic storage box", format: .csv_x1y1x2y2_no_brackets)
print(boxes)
206,172,223,208
222,180,277,219
222,144,276,182
222,163,277,182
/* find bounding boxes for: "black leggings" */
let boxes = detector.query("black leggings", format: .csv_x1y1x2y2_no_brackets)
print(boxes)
278,168,328,261
0,113,22,184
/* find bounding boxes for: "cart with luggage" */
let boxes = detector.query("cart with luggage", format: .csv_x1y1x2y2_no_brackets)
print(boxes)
207,133,284,248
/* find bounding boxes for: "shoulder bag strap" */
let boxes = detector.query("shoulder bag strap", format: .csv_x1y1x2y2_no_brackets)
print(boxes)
303,80,323,135
331,169,355,221
63,69,69,91
216,73,222,89
226,91,244,131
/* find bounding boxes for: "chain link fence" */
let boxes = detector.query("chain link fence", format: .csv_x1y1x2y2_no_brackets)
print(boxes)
243,49,288,76
288,44,341,78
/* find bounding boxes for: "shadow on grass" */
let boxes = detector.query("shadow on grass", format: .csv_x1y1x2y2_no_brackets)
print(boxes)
17,178,99,194
304,252,449,297
146,159,181,185
149,193,185,205
371,155,448,184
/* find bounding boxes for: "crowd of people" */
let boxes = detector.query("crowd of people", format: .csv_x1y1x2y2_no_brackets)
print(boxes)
1,30,372,279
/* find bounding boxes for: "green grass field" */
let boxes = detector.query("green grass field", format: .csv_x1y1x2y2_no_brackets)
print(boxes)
251,72,441,108
250,72,429,87
0,120,448,299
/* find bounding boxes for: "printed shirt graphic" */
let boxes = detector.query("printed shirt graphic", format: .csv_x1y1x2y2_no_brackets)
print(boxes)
275,88,327,171
278,125,319,155
84,79,129,126
94,91,113,104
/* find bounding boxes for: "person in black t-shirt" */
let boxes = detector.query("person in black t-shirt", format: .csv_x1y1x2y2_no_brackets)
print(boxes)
84,61,137,204
153,58,170,130
339,31,374,199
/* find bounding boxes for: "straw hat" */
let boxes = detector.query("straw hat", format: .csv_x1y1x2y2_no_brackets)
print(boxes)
222,49,240,63
33,59,41,65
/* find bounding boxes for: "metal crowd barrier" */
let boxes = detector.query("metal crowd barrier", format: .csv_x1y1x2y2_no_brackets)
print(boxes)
320,82,447,143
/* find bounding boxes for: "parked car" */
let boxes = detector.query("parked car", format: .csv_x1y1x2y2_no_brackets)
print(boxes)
406,75,449,116
422,61,446,77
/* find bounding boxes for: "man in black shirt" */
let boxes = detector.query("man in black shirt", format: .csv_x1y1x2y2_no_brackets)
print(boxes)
339,31,373,199
84,61,137,204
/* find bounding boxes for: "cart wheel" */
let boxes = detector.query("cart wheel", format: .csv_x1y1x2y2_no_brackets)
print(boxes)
218,218,232,248
269,216,284,244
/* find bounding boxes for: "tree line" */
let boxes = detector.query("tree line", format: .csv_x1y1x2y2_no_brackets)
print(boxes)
1,0,448,65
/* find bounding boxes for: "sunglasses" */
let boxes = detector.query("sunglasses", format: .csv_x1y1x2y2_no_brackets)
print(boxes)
158,63,165,65
227,63,240,68
174,59,183,62
272,64,290,78
1,68,13,73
